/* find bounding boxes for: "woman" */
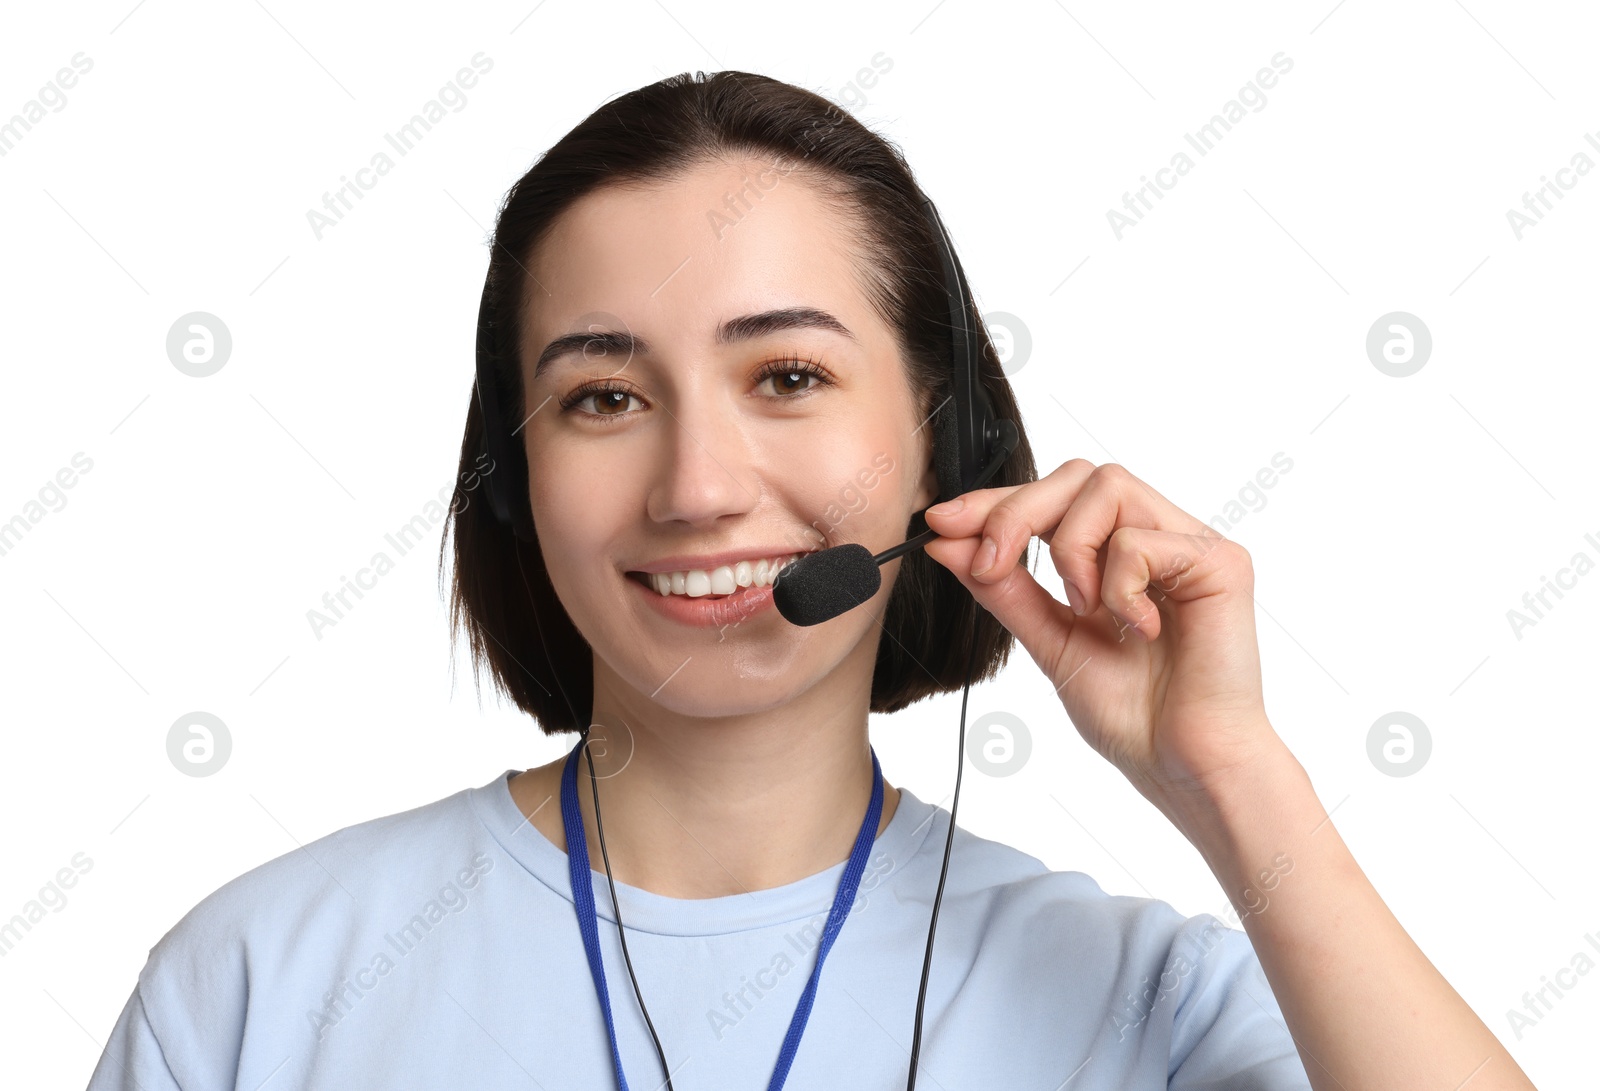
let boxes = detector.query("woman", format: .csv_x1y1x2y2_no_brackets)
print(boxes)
87,71,1535,1090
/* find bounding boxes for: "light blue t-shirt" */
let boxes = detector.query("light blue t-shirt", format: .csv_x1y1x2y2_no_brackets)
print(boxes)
86,770,1311,1089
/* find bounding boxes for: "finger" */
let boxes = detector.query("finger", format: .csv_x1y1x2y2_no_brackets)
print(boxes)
1097,525,1249,641
924,461,1213,592
1044,463,1221,619
921,461,1093,584
923,534,1074,677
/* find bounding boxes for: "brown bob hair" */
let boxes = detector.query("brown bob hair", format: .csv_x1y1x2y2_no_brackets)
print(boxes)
440,70,1038,736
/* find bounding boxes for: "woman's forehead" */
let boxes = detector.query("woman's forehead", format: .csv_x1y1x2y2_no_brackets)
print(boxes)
524,165,885,358
534,165,861,298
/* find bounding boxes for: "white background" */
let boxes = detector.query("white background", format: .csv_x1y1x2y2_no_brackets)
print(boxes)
1,1,1595,1087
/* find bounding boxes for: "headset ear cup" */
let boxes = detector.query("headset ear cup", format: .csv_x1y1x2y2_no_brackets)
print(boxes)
513,500,536,542
932,375,1006,503
506,454,536,542
504,419,536,542
932,395,965,503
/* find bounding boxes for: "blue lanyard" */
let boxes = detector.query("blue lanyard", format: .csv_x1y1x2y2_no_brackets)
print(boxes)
561,739,884,1091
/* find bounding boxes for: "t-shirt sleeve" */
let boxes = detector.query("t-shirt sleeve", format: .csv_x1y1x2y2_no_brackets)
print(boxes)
1164,914,1312,1090
85,983,185,1091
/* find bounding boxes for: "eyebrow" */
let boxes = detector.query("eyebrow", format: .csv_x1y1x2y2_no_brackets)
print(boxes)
533,307,856,379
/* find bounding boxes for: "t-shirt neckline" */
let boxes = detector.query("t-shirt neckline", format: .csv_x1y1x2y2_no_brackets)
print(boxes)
468,768,940,938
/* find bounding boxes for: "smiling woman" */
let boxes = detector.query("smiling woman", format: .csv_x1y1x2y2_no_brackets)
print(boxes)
84,70,1533,1091
450,80,1034,732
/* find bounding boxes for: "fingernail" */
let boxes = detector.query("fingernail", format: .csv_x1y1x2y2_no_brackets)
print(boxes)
1065,581,1085,616
927,498,964,516
971,536,997,576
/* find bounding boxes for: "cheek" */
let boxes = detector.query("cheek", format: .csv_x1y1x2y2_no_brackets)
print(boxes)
527,442,628,589
798,431,919,538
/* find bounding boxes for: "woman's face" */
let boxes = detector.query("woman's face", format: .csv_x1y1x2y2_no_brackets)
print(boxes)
519,158,939,718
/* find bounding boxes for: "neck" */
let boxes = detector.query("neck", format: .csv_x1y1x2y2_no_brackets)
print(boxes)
513,658,900,900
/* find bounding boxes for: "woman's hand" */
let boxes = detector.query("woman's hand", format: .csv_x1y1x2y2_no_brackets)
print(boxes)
922,459,1284,820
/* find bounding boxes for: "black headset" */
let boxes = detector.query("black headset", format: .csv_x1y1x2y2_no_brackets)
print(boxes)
471,186,1020,1091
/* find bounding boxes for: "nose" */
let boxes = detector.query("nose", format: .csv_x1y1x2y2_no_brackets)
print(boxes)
644,398,763,527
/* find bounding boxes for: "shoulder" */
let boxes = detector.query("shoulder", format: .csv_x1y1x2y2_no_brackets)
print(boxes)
946,813,1254,974
126,778,496,1076
929,812,1303,1084
926,800,1209,942
147,780,487,963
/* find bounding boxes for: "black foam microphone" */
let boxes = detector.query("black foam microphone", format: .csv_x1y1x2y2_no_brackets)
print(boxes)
772,420,1018,626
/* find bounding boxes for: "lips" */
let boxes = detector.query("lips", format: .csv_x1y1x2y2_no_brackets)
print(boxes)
628,545,816,570
628,570,779,627
629,554,803,598
627,566,745,598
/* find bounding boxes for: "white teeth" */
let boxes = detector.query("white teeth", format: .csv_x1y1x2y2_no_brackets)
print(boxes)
642,555,800,597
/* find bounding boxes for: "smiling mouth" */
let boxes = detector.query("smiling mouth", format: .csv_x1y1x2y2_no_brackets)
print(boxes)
626,554,805,599
627,572,745,598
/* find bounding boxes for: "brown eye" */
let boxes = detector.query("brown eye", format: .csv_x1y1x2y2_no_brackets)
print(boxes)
593,391,633,415
560,385,645,420
559,357,833,423
763,369,816,396
753,357,835,399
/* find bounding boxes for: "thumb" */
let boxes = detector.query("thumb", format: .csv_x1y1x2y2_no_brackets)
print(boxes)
923,536,1075,669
